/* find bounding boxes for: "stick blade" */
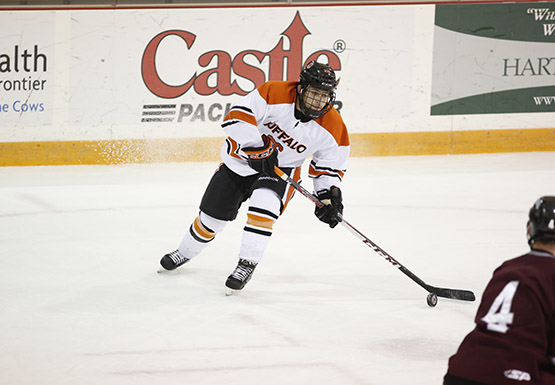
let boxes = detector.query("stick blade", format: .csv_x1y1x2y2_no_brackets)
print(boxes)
428,286,476,301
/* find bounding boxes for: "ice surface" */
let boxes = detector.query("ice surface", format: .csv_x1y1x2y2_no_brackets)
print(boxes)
1,152,554,385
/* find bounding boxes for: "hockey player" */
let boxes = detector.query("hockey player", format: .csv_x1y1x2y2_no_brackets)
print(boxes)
159,61,349,291
444,196,555,385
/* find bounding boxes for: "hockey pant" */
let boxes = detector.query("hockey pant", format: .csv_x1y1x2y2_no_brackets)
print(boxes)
178,163,300,264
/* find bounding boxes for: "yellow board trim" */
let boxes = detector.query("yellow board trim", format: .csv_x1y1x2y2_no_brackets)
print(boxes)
0,137,223,166
350,128,555,156
1,128,554,166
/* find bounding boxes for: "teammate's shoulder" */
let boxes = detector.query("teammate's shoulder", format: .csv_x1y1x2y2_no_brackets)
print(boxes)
256,81,297,104
316,108,349,146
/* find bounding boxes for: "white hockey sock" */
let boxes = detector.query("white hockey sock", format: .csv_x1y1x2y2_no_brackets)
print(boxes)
178,212,227,260
239,188,280,264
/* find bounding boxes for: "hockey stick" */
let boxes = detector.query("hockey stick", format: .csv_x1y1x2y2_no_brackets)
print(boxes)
274,166,475,302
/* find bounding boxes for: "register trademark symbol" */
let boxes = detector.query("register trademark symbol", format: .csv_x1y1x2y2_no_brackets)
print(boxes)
333,39,346,53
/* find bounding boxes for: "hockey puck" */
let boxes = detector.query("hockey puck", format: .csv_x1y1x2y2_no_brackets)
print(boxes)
426,293,438,307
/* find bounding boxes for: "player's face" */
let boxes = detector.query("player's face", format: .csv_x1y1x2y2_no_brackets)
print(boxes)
302,86,330,111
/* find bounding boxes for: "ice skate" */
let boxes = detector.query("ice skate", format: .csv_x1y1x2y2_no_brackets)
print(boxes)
225,258,257,291
158,250,189,272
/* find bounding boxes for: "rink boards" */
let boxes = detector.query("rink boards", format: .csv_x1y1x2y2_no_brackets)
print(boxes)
0,2,554,165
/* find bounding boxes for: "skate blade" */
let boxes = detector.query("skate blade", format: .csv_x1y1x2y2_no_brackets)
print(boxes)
225,288,237,296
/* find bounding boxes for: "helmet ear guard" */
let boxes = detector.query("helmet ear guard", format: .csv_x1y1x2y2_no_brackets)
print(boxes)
527,196,555,246
297,61,339,119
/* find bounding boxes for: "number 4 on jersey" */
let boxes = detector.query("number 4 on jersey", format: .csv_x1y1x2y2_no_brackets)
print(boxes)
481,281,520,333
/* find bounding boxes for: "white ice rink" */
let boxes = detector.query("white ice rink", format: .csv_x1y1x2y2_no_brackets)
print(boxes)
1,152,554,385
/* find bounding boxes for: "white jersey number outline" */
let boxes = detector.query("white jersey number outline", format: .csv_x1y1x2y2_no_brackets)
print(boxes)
480,280,519,333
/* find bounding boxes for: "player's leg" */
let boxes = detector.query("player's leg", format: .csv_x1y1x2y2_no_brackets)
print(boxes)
226,167,299,290
160,164,249,271
225,187,280,290
160,212,228,270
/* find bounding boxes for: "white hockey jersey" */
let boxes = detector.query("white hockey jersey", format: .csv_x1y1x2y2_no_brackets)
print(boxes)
221,81,350,193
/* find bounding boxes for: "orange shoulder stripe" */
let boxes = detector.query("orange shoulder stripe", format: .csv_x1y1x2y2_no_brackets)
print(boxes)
316,108,350,147
257,81,297,105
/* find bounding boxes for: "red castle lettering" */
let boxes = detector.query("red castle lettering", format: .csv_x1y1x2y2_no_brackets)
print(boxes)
141,11,341,99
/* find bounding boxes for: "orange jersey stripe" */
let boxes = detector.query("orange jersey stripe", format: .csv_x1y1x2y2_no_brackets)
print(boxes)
224,110,257,126
281,166,302,214
226,137,243,160
308,164,345,179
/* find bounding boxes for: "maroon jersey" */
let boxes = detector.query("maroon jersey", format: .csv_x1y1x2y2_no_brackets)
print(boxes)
447,250,555,385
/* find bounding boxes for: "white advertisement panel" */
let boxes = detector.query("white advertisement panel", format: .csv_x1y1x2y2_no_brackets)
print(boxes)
0,11,55,130
0,4,554,147
0,5,419,142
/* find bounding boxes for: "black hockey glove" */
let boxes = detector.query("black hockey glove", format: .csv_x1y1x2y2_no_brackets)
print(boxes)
243,136,279,175
315,186,343,228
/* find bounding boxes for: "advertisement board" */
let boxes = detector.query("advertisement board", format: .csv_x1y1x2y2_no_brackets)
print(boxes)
432,3,555,115
0,6,417,141
0,4,553,165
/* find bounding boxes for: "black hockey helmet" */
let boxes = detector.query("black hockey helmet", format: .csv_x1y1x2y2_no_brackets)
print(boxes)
297,61,339,119
527,196,555,246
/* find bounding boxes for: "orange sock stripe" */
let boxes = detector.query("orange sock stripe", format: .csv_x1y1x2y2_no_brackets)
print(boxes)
193,216,216,241
246,213,275,230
